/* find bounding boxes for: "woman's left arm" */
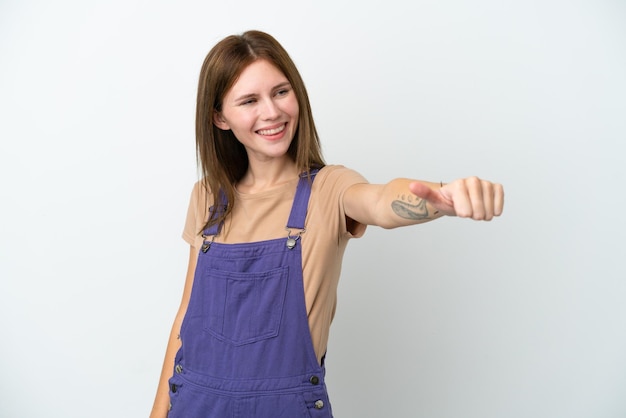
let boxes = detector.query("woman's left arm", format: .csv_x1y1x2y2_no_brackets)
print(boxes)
343,177,504,229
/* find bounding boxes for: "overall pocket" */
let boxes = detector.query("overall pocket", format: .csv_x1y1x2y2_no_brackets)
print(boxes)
167,373,184,417
203,266,289,345
300,389,333,418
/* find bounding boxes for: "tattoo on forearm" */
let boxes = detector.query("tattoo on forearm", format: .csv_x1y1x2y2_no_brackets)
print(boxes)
391,194,429,220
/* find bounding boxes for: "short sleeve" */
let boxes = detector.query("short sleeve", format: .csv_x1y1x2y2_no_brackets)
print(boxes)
182,181,210,250
312,165,369,239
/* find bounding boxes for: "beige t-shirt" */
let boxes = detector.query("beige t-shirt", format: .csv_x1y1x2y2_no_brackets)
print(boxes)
182,165,368,364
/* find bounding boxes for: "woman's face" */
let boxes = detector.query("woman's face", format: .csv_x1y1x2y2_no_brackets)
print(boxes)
215,59,299,164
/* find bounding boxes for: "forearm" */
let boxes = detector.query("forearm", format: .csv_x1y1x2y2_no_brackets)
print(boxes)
150,320,183,418
150,246,198,417
346,178,445,229
377,178,446,228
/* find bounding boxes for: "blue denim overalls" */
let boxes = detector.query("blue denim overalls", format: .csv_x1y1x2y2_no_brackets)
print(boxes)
168,171,332,417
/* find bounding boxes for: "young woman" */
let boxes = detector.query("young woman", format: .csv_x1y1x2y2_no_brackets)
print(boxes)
150,30,504,418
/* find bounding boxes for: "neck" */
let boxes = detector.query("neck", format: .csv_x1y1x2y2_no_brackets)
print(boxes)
238,158,299,194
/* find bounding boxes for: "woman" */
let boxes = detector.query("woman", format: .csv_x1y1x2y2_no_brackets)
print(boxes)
150,30,504,418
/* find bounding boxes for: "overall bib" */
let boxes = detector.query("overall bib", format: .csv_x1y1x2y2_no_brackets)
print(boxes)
168,171,332,418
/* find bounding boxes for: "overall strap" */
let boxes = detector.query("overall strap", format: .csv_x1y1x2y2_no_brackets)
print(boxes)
203,189,227,237
201,168,319,250
286,169,319,230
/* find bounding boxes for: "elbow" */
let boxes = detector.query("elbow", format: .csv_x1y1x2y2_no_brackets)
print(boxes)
375,218,402,230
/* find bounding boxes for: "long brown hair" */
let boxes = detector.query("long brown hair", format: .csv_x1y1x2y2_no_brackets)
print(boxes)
195,30,324,231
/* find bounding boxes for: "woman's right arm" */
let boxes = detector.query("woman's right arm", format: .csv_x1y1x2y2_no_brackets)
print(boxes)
149,246,199,418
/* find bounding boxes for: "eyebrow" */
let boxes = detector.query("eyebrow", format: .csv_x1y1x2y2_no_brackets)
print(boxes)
233,82,292,103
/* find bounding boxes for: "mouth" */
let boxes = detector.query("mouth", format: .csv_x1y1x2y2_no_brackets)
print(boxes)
256,123,286,136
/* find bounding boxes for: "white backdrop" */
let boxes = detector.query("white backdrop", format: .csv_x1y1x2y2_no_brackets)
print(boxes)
1,0,625,417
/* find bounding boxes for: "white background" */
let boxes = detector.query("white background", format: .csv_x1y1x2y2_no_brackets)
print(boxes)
1,0,625,417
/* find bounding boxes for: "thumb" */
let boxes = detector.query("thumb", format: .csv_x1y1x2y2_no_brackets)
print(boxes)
408,181,454,213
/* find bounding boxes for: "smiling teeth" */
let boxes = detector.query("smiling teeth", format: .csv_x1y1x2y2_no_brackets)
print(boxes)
257,124,285,135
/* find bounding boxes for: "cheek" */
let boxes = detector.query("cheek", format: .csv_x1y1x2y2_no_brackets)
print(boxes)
288,99,300,119
225,112,254,132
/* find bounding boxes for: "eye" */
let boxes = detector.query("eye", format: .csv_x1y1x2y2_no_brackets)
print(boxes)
275,87,291,97
240,98,257,106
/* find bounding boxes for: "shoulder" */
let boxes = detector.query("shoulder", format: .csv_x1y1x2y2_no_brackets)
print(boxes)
314,165,368,187
190,178,210,195
309,165,368,237
310,165,369,205
186,179,215,217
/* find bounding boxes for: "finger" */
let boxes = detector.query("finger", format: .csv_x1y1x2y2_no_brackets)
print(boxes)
449,180,473,218
407,181,434,200
466,177,486,220
493,183,504,216
408,181,452,209
482,180,495,221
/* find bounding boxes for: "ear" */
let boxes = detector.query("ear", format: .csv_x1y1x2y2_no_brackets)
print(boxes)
213,111,230,131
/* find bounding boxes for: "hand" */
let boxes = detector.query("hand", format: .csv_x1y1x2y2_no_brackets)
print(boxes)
408,177,504,221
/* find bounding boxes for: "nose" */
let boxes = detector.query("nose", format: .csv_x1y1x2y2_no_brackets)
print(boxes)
260,98,280,120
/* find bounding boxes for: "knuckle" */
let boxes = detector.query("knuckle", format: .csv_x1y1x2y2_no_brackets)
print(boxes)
457,209,471,218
